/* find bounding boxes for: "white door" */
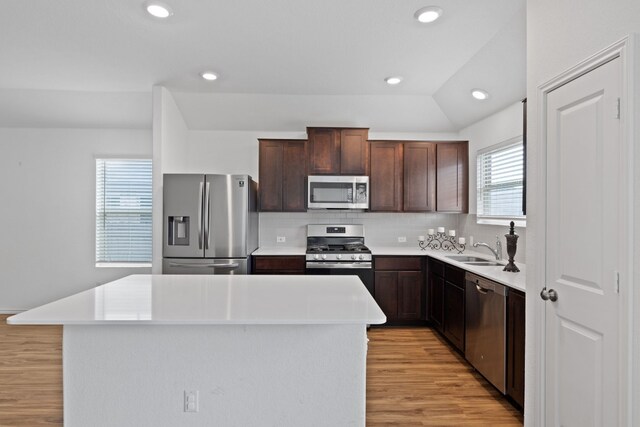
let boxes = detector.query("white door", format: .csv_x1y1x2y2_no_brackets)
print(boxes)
545,57,623,426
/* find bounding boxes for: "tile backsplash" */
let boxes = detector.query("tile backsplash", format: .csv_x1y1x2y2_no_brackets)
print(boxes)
259,212,458,248
259,212,527,264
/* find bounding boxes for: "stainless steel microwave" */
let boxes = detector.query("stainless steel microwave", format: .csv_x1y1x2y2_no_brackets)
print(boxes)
307,176,369,209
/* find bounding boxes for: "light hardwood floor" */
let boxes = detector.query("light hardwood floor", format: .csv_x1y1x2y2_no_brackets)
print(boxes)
0,315,522,426
0,315,62,426
366,327,523,426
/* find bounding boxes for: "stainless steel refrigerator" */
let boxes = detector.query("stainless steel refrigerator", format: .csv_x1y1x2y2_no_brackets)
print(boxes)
162,174,258,275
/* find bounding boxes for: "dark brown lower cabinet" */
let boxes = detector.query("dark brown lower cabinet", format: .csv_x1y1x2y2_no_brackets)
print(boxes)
374,257,425,324
507,288,526,409
252,256,305,274
428,274,444,331
374,272,398,319
428,258,465,352
398,272,423,320
443,280,465,351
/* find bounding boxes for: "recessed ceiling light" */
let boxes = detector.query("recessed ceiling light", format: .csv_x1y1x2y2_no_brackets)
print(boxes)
145,2,172,18
414,6,443,23
201,72,218,81
471,89,490,100
385,76,403,85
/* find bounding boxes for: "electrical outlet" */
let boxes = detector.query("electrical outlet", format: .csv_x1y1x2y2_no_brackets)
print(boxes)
184,390,199,413
397,236,407,243
276,236,286,243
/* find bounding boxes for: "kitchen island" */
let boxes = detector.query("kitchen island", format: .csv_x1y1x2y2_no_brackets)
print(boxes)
7,274,385,427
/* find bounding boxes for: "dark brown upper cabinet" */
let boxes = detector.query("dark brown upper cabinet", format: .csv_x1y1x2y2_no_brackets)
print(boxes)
307,127,369,175
258,139,306,212
369,141,403,212
339,128,369,175
403,142,436,212
436,141,469,213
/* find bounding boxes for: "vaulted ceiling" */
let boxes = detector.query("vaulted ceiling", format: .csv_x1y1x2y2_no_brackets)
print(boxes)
0,0,525,131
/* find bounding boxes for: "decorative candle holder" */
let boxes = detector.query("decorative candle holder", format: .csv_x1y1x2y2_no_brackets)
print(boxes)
503,221,520,272
418,231,466,254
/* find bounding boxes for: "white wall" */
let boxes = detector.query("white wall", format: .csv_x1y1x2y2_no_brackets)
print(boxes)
527,1,640,425
151,87,189,273
154,98,462,250
456,101,526,262
458,101,524,215
0,128,151,311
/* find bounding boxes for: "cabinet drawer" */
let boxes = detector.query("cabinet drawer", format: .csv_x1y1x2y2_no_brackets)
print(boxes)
375,256,422,271
253,256,305,273
428,258,445,277
444,264,465,287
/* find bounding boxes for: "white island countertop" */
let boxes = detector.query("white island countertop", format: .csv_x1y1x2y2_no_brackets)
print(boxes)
8,274,386,326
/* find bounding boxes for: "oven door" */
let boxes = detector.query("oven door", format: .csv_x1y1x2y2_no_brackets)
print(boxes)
305,263,374,298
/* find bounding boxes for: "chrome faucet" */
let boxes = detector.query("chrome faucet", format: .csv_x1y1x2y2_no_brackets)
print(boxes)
473,236,503,260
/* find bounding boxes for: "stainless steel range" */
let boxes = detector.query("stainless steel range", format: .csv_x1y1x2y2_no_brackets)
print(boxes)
305,225,374,297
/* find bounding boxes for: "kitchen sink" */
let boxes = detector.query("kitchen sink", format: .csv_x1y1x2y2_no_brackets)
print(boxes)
464,261,504,267
446,255,490,262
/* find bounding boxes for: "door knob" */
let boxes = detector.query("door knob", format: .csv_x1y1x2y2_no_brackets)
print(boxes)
540,287,558,302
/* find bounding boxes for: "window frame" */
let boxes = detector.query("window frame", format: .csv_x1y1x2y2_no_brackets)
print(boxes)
476,136,526,227
95,156,153,268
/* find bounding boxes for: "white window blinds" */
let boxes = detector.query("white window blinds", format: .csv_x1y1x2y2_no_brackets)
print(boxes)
477,139,525,221
96,159,152,264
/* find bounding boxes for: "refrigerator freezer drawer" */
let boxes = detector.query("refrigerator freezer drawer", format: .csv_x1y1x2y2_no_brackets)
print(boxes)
163,258,249,275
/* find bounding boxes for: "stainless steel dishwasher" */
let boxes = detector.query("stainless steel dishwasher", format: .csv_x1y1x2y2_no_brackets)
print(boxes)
464,272,507,394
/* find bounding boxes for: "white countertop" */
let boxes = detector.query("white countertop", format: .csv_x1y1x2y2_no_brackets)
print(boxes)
7,274,386,326
370,246,526,292
252,247,306,256
252,246,526,292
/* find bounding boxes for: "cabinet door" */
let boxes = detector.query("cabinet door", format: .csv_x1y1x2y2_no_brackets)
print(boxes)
282,142,306,211
507,289,526,409
403,142,436,212
253,256,306,274
443,281,465,352
307,128,340,174
374,271,398,321
428,274,444,331
436,142,468,213
370,142,403,211
397,271,423,320
340,129,369,175
258,141,283,211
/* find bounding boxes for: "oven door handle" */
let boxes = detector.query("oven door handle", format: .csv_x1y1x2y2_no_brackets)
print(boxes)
306,262,372,269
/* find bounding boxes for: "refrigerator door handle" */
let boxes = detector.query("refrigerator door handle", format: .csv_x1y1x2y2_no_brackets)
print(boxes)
204,182,211,250
198,181,203,249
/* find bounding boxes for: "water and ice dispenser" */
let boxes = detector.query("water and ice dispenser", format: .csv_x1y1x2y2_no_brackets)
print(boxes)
167,216,190,246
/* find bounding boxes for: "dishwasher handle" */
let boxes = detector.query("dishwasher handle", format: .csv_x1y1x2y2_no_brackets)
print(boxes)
475,284,491,294
465,272,507,296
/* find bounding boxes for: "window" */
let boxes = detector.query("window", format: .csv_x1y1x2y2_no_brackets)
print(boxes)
96,159,152,265
476,137,525,226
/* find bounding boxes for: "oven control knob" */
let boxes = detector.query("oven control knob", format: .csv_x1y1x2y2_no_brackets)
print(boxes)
314,254,320,260
321,254,327,260
336,254,342,260
358,254,364,260
351,254,357,260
